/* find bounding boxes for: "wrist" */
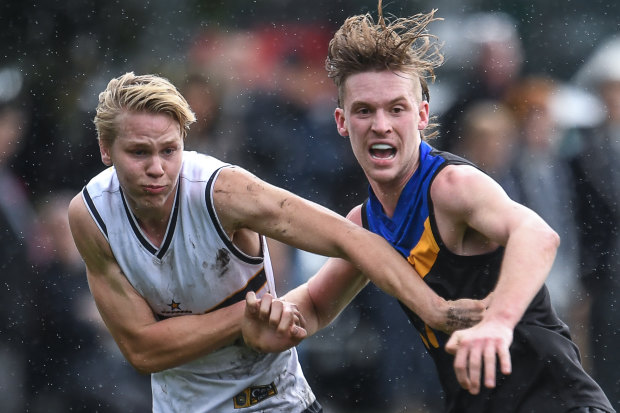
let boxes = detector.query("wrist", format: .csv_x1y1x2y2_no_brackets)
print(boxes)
482,308,519,331
423,294,446,330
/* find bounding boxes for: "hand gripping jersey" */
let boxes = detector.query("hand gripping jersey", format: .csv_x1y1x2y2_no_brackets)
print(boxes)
362,142,613,413
82,151,318,413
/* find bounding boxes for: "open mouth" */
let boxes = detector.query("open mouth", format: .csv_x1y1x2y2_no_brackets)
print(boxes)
370,143,396,159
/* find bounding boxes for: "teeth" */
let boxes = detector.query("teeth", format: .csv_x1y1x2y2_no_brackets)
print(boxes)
371,143,394,150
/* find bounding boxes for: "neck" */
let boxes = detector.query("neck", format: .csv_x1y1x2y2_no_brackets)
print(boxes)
137,212,171,247
370,185,401,218
128,196,176,248
368,150,421,218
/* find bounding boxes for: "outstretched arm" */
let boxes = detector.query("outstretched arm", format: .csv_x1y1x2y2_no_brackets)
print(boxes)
217,167,488,334
435,165,559,395
242,198,489,353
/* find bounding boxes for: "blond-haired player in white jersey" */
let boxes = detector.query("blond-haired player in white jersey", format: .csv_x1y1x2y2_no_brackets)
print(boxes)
68,72,486,412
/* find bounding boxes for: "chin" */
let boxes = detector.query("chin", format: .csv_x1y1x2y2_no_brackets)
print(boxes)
367,170,398,185
130,194,167,212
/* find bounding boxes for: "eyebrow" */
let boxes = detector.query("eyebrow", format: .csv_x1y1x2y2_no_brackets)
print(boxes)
350,96,409,109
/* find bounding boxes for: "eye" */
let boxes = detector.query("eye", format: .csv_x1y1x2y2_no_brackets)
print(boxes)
163,144,181,156
392,106,405,114
356,107,370,115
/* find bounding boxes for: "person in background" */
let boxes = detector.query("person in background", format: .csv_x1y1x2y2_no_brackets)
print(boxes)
569,35,620,409
451,100,520,197
243,4,614,412
437,12,524,153
502,76,583,338
0,84,37,412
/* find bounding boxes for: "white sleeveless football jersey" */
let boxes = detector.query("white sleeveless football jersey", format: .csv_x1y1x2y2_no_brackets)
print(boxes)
82,151,316,412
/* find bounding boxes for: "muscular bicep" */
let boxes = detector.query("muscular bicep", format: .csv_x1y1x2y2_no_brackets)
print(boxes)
212,167,357,258
432,165,540,248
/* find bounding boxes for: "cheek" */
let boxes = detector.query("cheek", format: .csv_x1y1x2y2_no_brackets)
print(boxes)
349,137,368,160
115,162,141,185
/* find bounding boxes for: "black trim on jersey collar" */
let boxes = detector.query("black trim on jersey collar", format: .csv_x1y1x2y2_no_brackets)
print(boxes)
426,150,476,251
119,181,180,260
82,187,108,237
206,267,267,313
205,166,263,265
361,200,370,230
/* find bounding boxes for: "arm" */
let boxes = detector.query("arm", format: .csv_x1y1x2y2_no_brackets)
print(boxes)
242,193,487,352
68,195,246,374
217,167,485,335
436,165,559,394
242,249,370,353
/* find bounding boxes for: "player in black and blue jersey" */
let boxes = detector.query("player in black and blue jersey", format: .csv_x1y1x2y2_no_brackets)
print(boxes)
243,3,614,412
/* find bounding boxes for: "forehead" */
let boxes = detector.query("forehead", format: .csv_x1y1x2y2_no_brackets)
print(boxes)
116,111,181,143
342,70,421,106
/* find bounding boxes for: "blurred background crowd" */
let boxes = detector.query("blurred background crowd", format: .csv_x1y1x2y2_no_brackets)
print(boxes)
1,0,620,411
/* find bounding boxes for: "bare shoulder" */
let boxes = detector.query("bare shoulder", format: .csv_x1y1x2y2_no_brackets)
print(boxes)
431,164,505,214
345,204,364,226
212,166,277,209
67,192,114,269
67,192,90,232
211,166,274,230
432,164,486,193
213,165,257,191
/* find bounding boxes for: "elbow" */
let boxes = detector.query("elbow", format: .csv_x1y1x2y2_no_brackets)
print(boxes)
119,342,163,375
538,225,560,259
520,213,560,258
126,351,163,375
128,357,157,375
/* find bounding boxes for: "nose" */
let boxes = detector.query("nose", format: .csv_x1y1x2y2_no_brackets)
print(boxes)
371,110,392,135
146,155,165,176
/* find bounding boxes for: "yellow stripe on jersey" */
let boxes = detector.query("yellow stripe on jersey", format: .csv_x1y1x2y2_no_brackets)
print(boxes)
424,323,440,348
407,217,440,279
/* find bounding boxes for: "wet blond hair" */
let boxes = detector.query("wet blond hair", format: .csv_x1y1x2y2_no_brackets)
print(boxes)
326,2,443,139
94,72,196,145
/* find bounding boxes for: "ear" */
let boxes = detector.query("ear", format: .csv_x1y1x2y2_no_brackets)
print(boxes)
334,108,349,137
418,100,430,130
99,140,113,166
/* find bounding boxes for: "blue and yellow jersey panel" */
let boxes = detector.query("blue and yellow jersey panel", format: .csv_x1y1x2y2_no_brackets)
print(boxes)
363,142,504,351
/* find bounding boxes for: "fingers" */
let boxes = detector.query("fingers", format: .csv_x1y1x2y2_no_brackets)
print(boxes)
245,291,260,316
444,298,488,332
497,342,512,376
445,331,459,355
266,299,283,328
246,292,306,337
466,344,483,395
258,293,276,323
446,320,514,395
450,336,484,395
451,334,471,392
447,330,492,395
483,342,497,389
276,305,308,339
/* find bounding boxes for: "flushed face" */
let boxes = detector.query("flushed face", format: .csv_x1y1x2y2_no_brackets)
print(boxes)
100,111,184,219
335,70,429,191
